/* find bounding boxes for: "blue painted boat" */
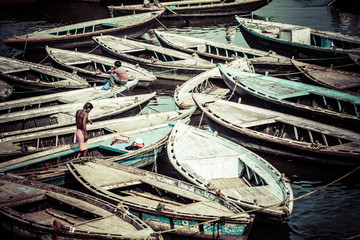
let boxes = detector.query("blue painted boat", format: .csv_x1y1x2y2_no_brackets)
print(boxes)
219,64,360,129
235,16,360,71
0,173,158,240
167,121,293,223
67,158,255,240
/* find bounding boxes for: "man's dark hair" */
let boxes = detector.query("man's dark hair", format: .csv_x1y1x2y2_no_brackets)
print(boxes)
115,61,122,67
83,102,93,109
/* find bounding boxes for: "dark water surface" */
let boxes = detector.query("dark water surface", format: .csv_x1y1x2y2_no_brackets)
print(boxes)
1,0,360,240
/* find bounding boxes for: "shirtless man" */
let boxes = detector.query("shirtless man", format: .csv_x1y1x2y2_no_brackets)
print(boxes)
75,102,93,158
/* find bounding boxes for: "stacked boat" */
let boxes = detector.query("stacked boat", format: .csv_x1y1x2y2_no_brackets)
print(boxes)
1,1,360,239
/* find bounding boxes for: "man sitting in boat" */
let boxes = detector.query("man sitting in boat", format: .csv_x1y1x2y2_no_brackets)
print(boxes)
125,138,144,150
108,60,128,89
75,102,93,158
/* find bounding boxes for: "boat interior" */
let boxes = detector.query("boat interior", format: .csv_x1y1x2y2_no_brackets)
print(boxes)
248,120,352,147
50,23,122,36
285,92,360,117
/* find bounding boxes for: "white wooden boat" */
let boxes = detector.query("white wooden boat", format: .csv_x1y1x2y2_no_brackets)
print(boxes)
0,173,158,240
0,92,156,137
174,58,253,108
46,46,156,87
192,93,360,166
67,158,255,239
93,35,215,81
1,10,165,50
0,56,90,92
154,29,293,74
167,121,293,222
0,80,138,115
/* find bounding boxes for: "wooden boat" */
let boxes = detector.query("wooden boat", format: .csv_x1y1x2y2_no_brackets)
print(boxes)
0,108,195,170
108,0,272,18
154,29,293,74
0,92,156,138
349,53,360,67
174,58,253,108
0,80,138,115
0,173,158,240
67,158,254,239
0,56,90,92
93,35,215,81
1,10,165,50
46,46,156,87
235,16,360,70
192,93,360,166
291,59,360,95
218,64,360,128
0,80,13,101
167,121,293,222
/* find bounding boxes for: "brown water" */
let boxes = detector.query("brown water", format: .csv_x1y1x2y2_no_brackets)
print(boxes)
0,0,360,239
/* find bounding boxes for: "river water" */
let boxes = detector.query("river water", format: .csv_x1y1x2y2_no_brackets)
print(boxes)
1,0,360,240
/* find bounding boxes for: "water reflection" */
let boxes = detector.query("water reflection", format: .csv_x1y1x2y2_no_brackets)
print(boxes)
0,0,360,239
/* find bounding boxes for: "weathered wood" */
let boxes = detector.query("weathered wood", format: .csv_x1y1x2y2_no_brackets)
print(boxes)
219,64,360,128
167,121,293,223
2,10,165,50
68,158,254,239
93,35,215,81
46,46,156,87
108,0,272,18
193,93,360,166
0,174,157,240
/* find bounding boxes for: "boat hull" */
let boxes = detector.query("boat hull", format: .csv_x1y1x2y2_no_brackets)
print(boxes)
238,19,360,70
110,0,272,18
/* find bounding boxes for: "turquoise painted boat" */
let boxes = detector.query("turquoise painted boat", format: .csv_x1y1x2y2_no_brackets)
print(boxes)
167,121,293,223
67,158,254,239
235,16,360,71
0,108,195,173
219,64,360,129
0,174,158,240
1,10,165,50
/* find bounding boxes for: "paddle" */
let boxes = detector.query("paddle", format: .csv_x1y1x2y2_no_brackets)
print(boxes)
156,2,190,24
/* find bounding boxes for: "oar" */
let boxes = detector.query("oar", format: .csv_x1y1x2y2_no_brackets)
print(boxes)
157,2,190,24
